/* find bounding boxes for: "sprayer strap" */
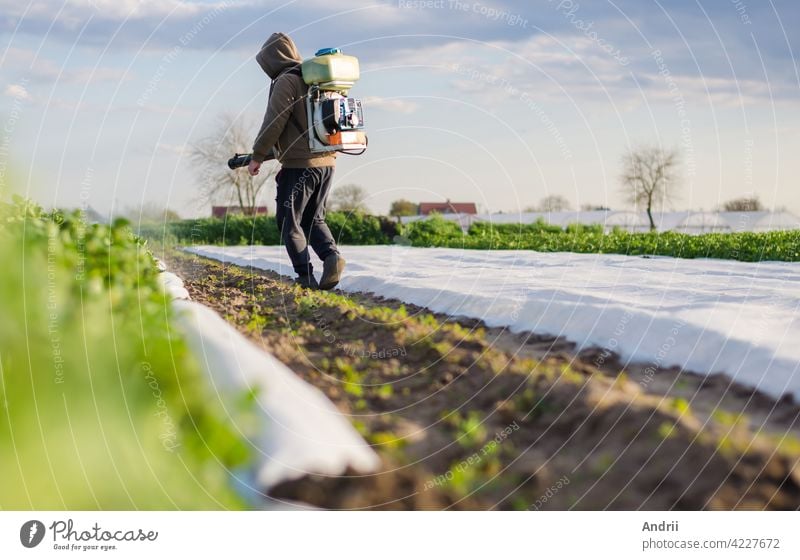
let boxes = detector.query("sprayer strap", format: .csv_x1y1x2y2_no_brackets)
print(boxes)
283,66,308,138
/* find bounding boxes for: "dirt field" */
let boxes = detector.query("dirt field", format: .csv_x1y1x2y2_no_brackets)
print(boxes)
166,250,800,510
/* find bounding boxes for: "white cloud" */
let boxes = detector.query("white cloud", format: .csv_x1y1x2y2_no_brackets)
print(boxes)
362,96,418,114
387,33,795,109
4,83,31,100
0,0,254,53
642,73,793,108
3,47,131,85
155,142,188,155
0,0,225,20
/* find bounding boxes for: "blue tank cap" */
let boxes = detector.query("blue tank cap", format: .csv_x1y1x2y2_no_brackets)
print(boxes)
314,47,341,56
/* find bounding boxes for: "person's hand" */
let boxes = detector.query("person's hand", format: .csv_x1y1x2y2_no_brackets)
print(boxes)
248,159,261,176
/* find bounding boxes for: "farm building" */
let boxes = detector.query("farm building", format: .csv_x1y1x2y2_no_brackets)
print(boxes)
418,200,478,216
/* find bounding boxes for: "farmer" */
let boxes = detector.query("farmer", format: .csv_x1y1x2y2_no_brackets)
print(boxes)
247,32,345,290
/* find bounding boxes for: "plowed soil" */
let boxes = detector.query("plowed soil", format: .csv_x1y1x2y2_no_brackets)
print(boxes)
166,250,800,510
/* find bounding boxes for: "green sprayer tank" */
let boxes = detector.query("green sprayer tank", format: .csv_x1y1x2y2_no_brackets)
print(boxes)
301,48,360,92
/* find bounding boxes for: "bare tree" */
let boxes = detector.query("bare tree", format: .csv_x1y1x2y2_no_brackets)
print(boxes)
537,194,572,212
188,113,278,215
619,146,681,230
330,184,369,213
722,196,763,212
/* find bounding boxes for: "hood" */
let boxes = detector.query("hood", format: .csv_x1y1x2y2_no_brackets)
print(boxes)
256,32,302,79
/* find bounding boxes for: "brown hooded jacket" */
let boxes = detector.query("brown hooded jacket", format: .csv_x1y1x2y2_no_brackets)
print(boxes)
251,32,335,168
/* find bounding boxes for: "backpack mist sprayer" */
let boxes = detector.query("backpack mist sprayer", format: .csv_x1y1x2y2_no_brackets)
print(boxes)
228,47,367,170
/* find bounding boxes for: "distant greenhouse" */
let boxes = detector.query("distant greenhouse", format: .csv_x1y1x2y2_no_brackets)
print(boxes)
400,210,800,234
674,212,731,233
723,211,800,232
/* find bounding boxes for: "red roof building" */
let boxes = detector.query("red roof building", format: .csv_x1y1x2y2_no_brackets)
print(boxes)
212,206,268,218
418,200,477,215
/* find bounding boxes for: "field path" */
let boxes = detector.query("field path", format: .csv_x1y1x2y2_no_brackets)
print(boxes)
166,250,800,510
186,245,800,402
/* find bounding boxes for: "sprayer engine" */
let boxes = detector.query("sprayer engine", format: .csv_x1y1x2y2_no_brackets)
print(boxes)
308,88,367,154
228,47,368,169
317,95,363,134
302,48,368,155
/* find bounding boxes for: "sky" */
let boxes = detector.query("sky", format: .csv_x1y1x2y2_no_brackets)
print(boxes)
0,0,798,218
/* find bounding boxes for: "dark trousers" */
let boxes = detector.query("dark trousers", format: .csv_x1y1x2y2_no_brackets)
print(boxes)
275,166,338,275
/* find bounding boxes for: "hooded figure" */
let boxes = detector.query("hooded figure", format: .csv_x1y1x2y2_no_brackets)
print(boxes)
249,33,346,290
251,32,335,168
255,31,301,79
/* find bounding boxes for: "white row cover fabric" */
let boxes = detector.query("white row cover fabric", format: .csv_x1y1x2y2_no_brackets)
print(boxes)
186,245,800,402
159,269,380,489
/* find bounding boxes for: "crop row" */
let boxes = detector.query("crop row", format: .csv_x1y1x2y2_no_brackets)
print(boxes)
0,197,252,509
142,213,799,262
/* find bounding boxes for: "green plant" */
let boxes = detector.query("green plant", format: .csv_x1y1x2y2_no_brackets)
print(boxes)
420,221,800,262
402,213,464,246
139,207,800,263
446,411,488,449
139,210,391,246
0,198,252,509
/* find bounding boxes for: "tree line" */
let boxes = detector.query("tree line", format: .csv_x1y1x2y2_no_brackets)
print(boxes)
139,115,778,228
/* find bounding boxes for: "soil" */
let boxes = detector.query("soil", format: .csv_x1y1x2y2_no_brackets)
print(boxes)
165,250,800,510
